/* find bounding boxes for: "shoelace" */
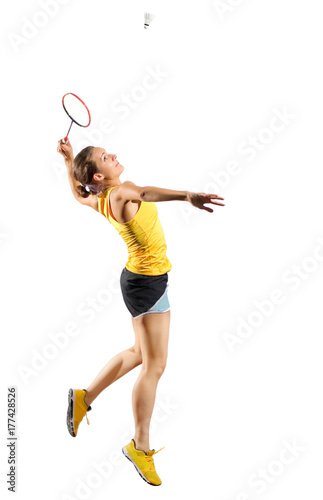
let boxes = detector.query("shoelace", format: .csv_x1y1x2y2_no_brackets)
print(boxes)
144,447,165,470
82,390,91,425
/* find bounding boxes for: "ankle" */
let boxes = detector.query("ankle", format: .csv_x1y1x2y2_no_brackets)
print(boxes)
83,390,94,407
133,438,149,453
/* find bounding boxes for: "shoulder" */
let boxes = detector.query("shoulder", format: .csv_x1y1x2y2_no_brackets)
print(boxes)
113,181,143,203
114,181,136,193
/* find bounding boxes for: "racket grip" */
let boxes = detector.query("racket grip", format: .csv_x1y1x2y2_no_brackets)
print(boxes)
62,136,68,144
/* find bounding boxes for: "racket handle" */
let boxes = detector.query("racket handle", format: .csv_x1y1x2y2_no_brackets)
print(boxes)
62,136,68,144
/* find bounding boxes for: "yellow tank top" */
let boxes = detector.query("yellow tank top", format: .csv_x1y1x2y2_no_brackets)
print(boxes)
97,187,172,276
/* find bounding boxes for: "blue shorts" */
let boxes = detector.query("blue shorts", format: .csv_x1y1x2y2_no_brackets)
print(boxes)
120,267,170,319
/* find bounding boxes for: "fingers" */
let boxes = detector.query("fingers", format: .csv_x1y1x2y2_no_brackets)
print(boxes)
57,138,71,155
206,194,224,201
211,201,225,206
57,143,67,155
57,139,70,147
200,196,225,212
203,193,225,208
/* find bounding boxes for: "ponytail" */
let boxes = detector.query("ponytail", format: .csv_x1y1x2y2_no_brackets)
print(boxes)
75,182,106,198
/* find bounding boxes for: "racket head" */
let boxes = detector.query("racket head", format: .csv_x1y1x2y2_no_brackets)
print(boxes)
62,93,91,128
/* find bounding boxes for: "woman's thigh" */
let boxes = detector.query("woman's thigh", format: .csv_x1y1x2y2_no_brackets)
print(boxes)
132,311,170,368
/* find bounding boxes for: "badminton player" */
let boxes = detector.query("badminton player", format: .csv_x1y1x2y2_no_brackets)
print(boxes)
57,139,224,486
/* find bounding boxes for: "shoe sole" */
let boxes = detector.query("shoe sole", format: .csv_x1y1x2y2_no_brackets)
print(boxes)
122,447,161,486
66,388,76,437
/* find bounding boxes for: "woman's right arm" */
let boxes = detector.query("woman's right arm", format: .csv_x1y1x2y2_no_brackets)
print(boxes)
118,181,225,213
57,139,98,211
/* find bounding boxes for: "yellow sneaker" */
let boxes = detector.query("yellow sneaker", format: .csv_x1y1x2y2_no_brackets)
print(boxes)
122,439,164,486
66,388,92,437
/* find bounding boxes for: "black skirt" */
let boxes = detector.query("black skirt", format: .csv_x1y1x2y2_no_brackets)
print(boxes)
120,267,169,318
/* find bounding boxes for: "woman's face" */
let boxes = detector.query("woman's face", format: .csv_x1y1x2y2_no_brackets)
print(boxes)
92,147,124,182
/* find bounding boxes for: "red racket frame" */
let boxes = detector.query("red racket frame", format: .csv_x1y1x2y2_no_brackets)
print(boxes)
62,93,91,142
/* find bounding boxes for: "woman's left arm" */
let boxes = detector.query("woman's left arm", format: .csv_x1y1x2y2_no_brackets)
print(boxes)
118,181,224,212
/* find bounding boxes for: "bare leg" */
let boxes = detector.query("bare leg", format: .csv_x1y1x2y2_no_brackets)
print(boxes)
132,311,170,452
84,346,142,407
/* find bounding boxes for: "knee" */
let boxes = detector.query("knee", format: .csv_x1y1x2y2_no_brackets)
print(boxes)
143,359,167,378
130,345,143,365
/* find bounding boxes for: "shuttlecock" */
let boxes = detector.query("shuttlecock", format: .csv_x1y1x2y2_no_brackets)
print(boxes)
144,12,155,29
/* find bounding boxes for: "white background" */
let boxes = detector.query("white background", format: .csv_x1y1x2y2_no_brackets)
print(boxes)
1,0,323,498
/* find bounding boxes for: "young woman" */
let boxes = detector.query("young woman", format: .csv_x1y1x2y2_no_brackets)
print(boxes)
57,139,224,486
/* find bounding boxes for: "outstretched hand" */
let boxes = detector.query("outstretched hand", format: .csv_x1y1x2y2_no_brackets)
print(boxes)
57,139,74,165
187,192,225,212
